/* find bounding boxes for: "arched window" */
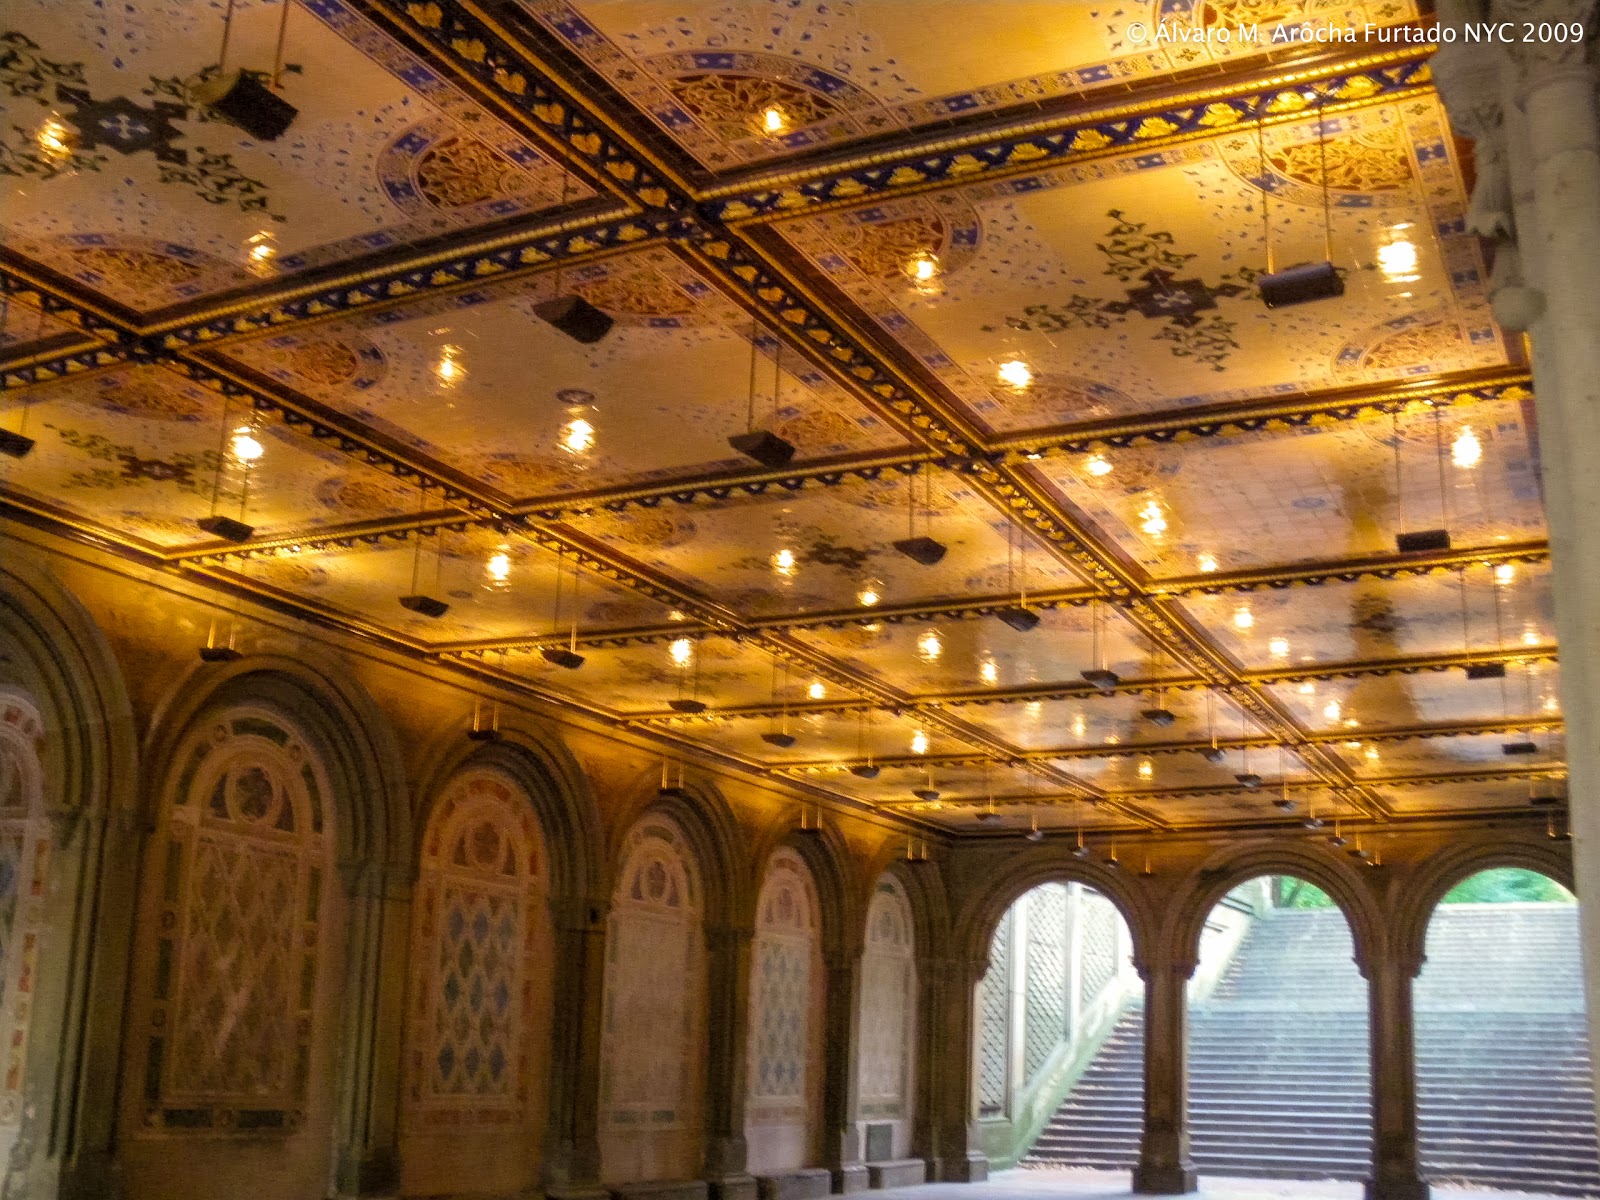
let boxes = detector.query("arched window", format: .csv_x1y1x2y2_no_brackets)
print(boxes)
600,814,706,1183
857,874,916,1160
746,846,824,1173
137,709,331,1133
0,692,47,1132
402,769,550,1193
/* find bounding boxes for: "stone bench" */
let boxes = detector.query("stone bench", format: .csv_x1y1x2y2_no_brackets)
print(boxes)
754,1168,832,1200
866,1159,926,1190
609,1180,710,1200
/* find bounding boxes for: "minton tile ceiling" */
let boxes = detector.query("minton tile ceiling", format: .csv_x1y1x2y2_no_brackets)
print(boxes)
0,1,1558,839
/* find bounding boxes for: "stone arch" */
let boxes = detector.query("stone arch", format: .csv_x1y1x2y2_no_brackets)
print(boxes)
856,870,919,1160
607,769,748,929
747,818,859,962
141,655,409,875
955,850,1154,978
1395,839,1573,976
0,550,138,1199
1170,843,1384,976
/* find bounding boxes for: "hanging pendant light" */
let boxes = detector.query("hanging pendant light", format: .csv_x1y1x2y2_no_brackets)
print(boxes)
850,710,881,778
0,302,34,458
1395,407,1453,553
1200,687,1226,763
398,499,450,617
540,549,585,668
658,757,687,799
1140,685,1177,728
194,0,299,140
468,696,503,742
198,395,258,542
893,467,947,565
1024,811,1044,843
729,321,798,469
761,657,797,747
995,520,1039,631
1257,92,1344,307
1080,599,1120,691
533,169,614,343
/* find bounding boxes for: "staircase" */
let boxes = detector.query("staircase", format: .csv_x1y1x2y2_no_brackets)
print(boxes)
1024,904,1600,1196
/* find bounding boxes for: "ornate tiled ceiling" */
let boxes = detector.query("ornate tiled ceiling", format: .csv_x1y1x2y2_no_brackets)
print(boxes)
0,0,1560,840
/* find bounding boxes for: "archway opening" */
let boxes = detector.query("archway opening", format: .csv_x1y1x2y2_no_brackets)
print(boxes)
1185,874,1371,1181
974,881,1140,1171
1416,867,1600,1195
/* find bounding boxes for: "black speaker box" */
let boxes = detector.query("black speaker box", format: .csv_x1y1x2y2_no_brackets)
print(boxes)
203,71,298,141
533,295,615,344
1258,261,1344,308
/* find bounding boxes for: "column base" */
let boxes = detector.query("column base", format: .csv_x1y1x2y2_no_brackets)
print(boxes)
1132,1163,1198,1195
1365,1176,1431,1200
706,1173,758,1200
937,1152,988,1183
832,1165,870,1193
547,1187,612,1200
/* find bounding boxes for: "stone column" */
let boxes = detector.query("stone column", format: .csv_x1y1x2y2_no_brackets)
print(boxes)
927,953,989,1182
1132,956,1197,1195
704,922,757,1200
822,953,868,1191
544,900,609,1199
1434,0,1600,1111
1365,952,1429,1200
331,860,410,1197
908,947,944,1177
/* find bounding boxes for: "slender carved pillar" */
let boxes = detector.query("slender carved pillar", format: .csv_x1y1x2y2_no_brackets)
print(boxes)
1435,0,1600,1111
822,954,868,1191
1365,950,1429,1200
331,861,410,1197
927,953,989,1182
544,901,609,1197
1132,955,1197,1195
908,947,943,1176
704,922,757,1200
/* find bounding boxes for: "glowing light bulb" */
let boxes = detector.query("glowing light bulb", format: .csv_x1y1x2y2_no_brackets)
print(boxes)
244,230,278,275
1071,713,1087,739
1452,425,1483,469
772,547,797,577
229,426,264,463
1026,700,1042,719
911,729,929,755
35,112,72,162
762,106,789,134
1138,758,1153,780
1494,562,1516,585
1139,499,1167,537
485,547,511,585
997,359,1033,390
1544,693,1562,714
669,637,693,667
1323,700,1343,722
435,344,465,388
916,628,943,662
979,658,999,686
905,249,941,289
1086,454,1113,478
857,582,881,608
1197,552,1219,573
1233,605,1254,630
560,415,596,456
1269,637,1290,658
1104,733,1121,745
1365,745,1381,763
1523,625,1541,646
1298,681,1316,695
669,609,687,622
807,680,826,700
1377,238,1420,283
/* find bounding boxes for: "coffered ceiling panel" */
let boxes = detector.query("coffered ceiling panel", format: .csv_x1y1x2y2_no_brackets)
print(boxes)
2,0,582,312
777,95,1498,426
1269,657,1560,733
1379,778,1562,816
948,687,1256,754
1138,784,1360,828
2,363,418,546
1034,394,1542,576
523,0,1418,170
1176,564,1555,670
1333,730,1566,779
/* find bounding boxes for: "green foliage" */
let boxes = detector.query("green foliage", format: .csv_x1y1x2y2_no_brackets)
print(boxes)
1440,868,1573,905
1274,877,1337,909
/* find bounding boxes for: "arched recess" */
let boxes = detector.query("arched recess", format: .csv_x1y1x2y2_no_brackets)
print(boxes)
855,873,917,1162
0,550,138,1200
745,845,827,1175
598,809,710,1185
399,767,553,1196
121,659,409,1199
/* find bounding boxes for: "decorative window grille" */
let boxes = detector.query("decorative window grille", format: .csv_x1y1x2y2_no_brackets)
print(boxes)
858,876,915,1119
1023,883,1068,1084
976,909,1011,1116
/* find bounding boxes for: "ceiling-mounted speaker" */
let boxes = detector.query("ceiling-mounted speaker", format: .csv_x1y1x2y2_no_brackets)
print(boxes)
1258,261,1344,308
466,726,502,742
541,647,585,670
1502,740,1539,755
1024,827,1045,843
1328,833,1349,847
1071,843,1091,859
761,731,797,748
1235,773,1263,789
1140,708,1177,728
1530,793,1562,807
1302,816,1326,830
0,430,35,459
849,764,881,779
657,785,688,799
995,606,1041,633
1464,662,1507,680
1200,746,1226,764
975,809,1002,824
1080,668,1120,692
198,645,243,663
197,514,255,543
892,536,947,566
1347,846,1371,860
1272,798,1297,812
195,70,298,140
533,294,614,344
399,594,450,619
1396,529,1451,554
912,787,940,801
668,698,707,714
728,430,797,469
